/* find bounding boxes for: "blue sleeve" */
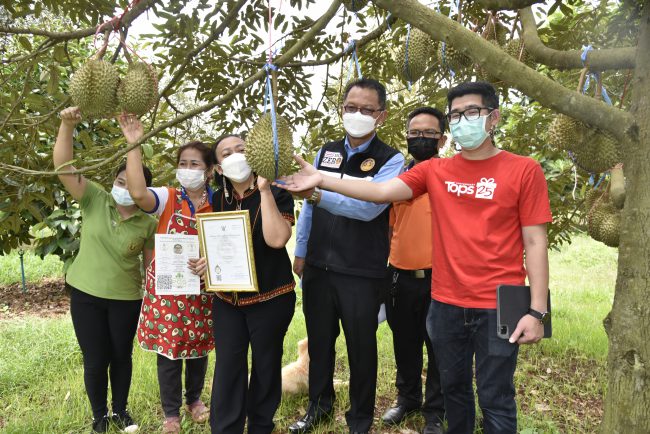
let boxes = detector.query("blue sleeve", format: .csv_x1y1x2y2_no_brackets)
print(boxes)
294,199,312,258
294,149,321,258
318,152,405,222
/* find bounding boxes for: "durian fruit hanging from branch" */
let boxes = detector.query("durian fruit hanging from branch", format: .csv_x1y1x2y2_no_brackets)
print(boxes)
394,27,433,83
586,188,621,248
68,41,119,118
343,0,368,12
548,69,622,174
246,71,295,181
247,113,295,181
117,48,158,116
504,39,536,68
438,5,472,76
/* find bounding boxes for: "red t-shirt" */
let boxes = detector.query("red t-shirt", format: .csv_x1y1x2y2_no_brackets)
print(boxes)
398,151,553,309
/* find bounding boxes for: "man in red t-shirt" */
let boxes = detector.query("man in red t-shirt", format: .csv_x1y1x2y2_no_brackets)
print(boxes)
277,82,552,434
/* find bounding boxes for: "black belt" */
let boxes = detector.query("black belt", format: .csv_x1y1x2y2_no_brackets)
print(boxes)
388,265,431,279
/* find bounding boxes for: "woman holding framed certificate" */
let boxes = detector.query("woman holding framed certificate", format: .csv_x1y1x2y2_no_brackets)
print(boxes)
54,107,158,433
191,134,296,434
120,115,214,434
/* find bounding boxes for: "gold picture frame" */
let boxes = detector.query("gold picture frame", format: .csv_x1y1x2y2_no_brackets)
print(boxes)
196,210,259,293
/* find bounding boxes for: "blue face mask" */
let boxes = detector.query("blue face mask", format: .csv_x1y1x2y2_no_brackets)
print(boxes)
111,185,135,206
450,114,490,150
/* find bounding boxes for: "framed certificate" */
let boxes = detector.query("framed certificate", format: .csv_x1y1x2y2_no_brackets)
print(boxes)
196,210,259,293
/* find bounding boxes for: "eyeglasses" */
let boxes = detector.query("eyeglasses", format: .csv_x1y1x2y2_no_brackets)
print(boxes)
342,105,382,116
447,107,494,125
406,129,443,139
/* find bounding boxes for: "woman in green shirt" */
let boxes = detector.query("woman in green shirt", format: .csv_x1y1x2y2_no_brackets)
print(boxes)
54,107,158,433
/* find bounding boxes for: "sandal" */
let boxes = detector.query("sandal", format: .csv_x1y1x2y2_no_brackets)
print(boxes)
185,400,209,424
162,416,181,434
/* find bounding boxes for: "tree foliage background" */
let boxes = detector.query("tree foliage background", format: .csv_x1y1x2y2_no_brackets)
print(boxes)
1,0,648,430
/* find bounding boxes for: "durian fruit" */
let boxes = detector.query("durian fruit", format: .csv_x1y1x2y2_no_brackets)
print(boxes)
246,113,294,181
395,28,432,83
584,187,604,211
343,0,368,12
439,44,472,72
483,19,508,46
587,192,620,247
609,165,625,209
572,129,620,174
548,114,589,152
118,61,158,116
476,40,502,84
68,59,119,118
504,39,536,68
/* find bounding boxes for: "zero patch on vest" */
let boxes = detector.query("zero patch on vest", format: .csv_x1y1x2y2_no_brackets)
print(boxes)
360,158,375,171
321,151,343,169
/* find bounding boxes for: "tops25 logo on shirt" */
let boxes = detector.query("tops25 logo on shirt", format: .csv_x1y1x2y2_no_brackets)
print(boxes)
445,177,497,200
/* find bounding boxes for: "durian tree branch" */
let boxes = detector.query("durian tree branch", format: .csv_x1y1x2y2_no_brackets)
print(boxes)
370,0,636,143
229,14,395,68
477,0,543,9
519,7,636,71
0,0,158,41
0,0,343,177
160,0,248,97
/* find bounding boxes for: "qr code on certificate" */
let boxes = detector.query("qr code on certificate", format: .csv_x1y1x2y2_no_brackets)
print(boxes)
157,274,173,290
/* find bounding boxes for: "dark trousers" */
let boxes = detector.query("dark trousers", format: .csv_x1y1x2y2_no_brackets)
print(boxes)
210,292,296,434
157,355,208,417
69,286,141,419
302,264,381,432
427,300,519,434
385,269,444,423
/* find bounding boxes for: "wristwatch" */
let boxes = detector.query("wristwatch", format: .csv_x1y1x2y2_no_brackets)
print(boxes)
527,308,550,324
306,187,321,205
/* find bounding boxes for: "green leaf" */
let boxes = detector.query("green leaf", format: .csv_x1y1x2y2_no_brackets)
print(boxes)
142,143,154,159
47,64,60,95
77,130,93,148
18,36,32,51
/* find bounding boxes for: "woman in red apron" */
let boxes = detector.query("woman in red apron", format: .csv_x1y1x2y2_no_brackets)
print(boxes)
120,115,214,434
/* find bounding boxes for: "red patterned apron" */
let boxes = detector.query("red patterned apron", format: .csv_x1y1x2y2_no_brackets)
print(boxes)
137,189,214,359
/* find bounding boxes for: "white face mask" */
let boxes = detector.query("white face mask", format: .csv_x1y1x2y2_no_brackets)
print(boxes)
176,168,205,191
342,111,378,138
111,185,135,206
220,152,252,183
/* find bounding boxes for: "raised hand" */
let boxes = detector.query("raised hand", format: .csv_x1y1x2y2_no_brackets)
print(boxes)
273,155,322,193
257,174,271,192
118,112,144,145
59,107,82,127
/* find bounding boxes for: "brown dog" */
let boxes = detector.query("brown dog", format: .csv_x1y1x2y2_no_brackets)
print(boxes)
281,338,309,394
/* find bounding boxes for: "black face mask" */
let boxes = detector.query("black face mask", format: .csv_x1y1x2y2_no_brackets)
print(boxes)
407,137,439,161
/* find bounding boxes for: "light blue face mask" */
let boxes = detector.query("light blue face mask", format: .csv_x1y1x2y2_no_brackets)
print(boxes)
111,185,135,206
450,114,491,150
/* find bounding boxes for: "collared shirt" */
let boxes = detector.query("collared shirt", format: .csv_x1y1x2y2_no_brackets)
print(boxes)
294,135,405,258
66,181,157,300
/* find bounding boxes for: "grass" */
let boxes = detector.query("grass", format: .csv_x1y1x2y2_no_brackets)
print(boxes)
0,251,63,286
0,234,617,433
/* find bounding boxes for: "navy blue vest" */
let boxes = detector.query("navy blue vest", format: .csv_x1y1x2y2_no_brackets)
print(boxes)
306,135,399,278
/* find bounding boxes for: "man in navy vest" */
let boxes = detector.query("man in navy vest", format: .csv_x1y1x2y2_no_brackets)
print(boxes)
289,78,404,434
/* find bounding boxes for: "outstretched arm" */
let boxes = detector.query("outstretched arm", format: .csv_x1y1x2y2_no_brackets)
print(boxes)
119,114,157,212
53,107,86,201
276,155,413,203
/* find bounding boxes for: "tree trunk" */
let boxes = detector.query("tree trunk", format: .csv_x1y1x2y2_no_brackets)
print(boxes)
602,4,650,433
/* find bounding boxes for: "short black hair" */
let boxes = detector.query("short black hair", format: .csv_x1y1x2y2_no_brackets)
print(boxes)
342,78,387,110
406,106,447,133
447,81,499,111
176,141,213,168
211,134,244,165
115,163,153,187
